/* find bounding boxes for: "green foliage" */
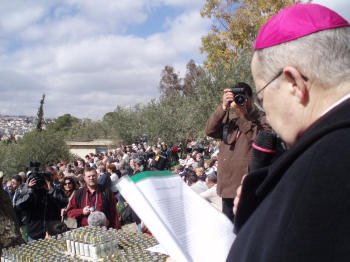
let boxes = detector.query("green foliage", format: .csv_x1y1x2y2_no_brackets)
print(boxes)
200,0,294,70
19,130,71,166
0,130,71,178
0,142,20,180
46,114,80,133
101,106,137,144
63,118,120,143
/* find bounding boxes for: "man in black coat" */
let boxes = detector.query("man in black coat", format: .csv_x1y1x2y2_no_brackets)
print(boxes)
228,3,350,262
14,170,68,241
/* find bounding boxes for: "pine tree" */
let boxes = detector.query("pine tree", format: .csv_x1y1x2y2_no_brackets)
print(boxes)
36,94,45,131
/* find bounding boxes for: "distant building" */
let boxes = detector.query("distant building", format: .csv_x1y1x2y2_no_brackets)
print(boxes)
0,114,54,138
65,140,117,158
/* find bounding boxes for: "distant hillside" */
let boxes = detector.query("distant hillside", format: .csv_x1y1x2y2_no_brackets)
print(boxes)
0,115,54,138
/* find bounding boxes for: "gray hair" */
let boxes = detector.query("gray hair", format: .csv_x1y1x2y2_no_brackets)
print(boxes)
254,27,350,89
207,174,217,184
87,211,107,227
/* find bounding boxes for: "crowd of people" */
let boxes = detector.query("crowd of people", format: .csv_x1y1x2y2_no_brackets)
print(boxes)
1,138,222,243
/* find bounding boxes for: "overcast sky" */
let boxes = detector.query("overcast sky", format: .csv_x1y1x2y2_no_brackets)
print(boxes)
0,0,348,120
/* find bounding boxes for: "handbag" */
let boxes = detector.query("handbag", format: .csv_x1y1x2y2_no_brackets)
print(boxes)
46,220,68,235
63,217,78,229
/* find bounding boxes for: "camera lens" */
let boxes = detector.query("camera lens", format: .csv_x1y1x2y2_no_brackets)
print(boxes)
234,94,246,106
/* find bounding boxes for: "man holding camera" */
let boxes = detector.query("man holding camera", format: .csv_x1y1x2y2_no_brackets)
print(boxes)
66,167,120,229
205,82,264,222
14,169,68,241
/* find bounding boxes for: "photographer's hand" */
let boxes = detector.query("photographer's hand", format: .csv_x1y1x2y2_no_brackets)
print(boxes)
222,89,234,111
28,178,37,188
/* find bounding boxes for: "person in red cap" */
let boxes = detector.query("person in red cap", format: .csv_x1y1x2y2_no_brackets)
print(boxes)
228,3,350,262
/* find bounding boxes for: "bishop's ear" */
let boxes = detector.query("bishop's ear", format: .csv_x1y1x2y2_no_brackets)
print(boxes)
283,66,308,104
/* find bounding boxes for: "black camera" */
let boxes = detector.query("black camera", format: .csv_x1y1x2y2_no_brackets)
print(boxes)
229,87,247,106
27,161,51,189
28,172,46,189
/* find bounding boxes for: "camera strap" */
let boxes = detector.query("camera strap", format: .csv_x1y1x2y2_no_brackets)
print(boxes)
222,110,230,144
86,190,98,211
223,124,230,145
223,110,238,145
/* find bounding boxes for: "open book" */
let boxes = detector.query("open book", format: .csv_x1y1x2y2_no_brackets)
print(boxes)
117,171,235,262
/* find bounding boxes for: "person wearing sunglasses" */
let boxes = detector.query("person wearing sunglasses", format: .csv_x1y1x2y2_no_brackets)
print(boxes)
228,3,350,262
60,176,78,228
62,177,77,200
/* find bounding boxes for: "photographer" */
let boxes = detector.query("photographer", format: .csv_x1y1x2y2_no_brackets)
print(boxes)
205,82,266,222
14,165,68,241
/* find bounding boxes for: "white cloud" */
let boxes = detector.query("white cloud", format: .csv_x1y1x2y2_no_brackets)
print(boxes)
166,10,208,53
311,0,350,21
0,6,44,32
70,0,148,23
0,0,209,119
156,0,202,8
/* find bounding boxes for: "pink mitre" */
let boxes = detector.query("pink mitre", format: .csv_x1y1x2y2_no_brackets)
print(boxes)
254,3,349,50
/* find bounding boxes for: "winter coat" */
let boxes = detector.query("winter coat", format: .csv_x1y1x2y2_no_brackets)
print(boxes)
205,105,265,198
228,98,350,262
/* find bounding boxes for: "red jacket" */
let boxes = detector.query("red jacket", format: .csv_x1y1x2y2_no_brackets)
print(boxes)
67,187,120,229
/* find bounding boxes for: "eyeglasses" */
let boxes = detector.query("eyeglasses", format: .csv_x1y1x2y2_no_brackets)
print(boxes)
255,69,309,108
255,70,283,108
64,181,72,185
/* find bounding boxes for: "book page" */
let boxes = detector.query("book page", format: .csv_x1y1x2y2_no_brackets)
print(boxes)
117,176,189,262
119,171,235,262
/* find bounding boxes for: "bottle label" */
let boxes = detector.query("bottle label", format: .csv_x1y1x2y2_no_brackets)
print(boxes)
83,243,90,257
90,245,99,259
79,242,85,256
66,239,71,253
74,242,80,255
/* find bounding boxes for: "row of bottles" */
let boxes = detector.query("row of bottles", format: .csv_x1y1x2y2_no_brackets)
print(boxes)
1,235,68,262
65,226,119,259
1,226,167,261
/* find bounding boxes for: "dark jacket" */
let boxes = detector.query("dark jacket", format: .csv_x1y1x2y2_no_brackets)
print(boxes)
205,105,265,198
97,172,112,190
155,148,171,170
14,185,68,239
228,98,350,262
